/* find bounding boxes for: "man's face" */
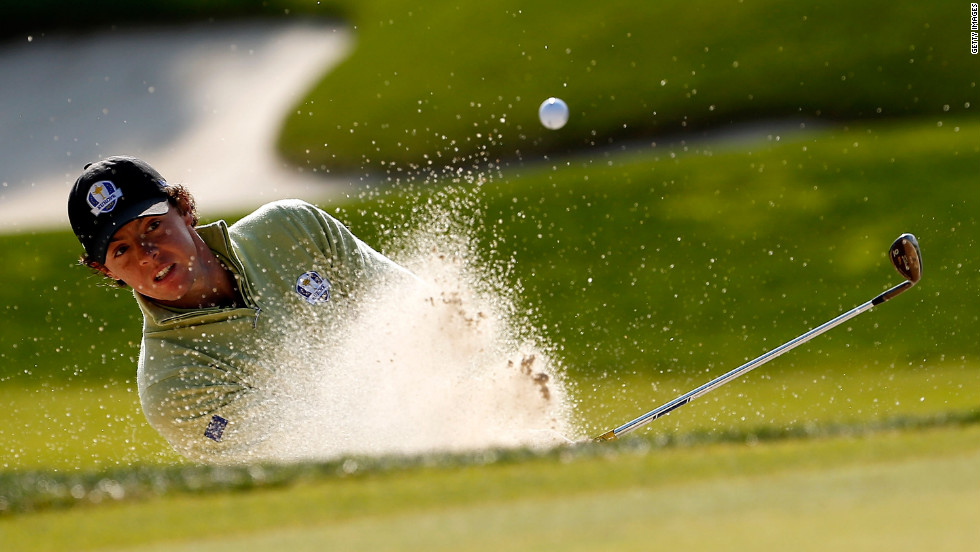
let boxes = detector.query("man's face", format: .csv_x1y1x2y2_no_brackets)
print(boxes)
100,208,203,303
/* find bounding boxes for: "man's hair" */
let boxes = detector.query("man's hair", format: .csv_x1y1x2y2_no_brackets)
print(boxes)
80,184,198,286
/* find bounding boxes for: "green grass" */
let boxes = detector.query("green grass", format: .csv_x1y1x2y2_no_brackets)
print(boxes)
2,360,975,474
3,424,978,551
1,4,978,546
0,385,180,471
2,117,977,473
338,116,980,432
278,0,974,171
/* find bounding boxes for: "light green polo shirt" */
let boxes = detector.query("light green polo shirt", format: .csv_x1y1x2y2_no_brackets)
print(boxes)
135,199,408,463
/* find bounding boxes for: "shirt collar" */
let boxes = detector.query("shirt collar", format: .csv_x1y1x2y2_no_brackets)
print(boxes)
134,220,256,328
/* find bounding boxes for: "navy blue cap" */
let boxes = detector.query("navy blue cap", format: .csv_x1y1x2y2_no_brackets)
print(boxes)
68,156,171,264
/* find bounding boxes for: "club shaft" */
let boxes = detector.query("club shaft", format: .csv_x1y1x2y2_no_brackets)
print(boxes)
595,281,910,442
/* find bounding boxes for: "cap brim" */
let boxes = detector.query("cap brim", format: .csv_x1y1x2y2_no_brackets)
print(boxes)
90,199,171,264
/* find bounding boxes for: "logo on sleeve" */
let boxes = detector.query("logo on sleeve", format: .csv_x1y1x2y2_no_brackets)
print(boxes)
87,180,124,216
204,415,228,442
296,271,331,304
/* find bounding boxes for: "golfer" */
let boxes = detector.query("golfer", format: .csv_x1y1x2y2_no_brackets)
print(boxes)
68,156,411,463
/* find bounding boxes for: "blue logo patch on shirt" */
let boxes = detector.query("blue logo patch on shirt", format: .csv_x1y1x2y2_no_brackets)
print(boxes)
204,415,228,442
295,271,331,304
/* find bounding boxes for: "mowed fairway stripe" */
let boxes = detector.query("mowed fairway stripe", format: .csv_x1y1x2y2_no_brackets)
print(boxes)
4,425,978,552
107,453,980,552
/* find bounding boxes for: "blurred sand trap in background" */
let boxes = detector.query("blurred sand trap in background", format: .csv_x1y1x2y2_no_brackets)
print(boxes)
0,19,351,233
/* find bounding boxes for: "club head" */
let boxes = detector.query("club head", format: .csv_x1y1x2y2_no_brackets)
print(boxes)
889,233,922,284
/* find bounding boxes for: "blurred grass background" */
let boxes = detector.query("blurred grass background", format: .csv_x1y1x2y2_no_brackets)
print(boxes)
278,0,974,171
0,0,977,547
2,425,978,551
2,118,976,470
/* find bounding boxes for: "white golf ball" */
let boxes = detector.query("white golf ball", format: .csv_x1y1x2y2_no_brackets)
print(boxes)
538,97,569,130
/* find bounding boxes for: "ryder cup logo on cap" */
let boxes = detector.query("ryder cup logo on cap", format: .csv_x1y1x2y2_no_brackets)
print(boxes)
296,271,331,304
87,180,124,216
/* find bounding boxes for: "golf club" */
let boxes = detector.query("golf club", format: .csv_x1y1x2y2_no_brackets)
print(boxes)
594,233,922,442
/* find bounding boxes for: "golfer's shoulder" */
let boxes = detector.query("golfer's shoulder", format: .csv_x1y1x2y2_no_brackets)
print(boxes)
247,199,323,220
234,200,335,231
